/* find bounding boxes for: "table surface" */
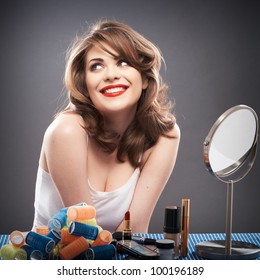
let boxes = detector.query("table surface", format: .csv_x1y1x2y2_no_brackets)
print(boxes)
1,233,259,260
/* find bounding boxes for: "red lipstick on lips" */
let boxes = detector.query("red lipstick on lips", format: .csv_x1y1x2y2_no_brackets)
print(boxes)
100,84,128,97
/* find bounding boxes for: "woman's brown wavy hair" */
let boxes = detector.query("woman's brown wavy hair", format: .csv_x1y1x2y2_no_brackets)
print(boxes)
62,20,176,167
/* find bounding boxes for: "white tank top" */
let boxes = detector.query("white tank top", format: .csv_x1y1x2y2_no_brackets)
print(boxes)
32,165,140,232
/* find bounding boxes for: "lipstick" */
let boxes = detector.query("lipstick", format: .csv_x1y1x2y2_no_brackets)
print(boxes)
122,211,132,240
100,84,128,97
180,199,190,257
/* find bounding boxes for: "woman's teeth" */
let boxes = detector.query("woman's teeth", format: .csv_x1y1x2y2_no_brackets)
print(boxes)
103,87,125,94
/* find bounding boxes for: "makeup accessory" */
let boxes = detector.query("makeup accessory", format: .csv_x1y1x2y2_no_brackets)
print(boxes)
132,236,157,246
112,231,123,240
85,244,116,260
80,218,98,226
118,240,160,259
48,207,68,232
163,206,181,258
10,230,25,247
59,236,89,260
25,231,56,254
60,228,80,245
91,230,112,247
112,231,156,245
67,205,96,221
22,244,44,260
36,225,49,236
69,221,99,240
122,211,132,240
155,239,175,260
180,198,190,257
0,244,27,260
46,229,61,246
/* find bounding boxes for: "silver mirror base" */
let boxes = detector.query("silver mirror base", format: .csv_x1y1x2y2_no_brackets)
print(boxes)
195,240,260,260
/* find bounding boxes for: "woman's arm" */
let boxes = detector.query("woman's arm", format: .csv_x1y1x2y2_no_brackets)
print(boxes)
41,113,93,207
117,123,181,233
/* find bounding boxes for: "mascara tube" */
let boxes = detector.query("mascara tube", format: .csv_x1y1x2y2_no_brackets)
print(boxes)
180,199,190,257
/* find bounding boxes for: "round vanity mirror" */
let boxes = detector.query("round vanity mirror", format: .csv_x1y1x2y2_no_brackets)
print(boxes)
196,104,260,260
204,105,258,182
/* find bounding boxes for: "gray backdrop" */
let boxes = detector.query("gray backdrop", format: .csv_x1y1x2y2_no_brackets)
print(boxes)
1,0,259,234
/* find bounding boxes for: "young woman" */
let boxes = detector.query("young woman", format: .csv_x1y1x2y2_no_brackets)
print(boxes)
32,20,180,233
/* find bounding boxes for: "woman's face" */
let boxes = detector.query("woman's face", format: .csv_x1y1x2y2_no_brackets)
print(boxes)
85,43,148,116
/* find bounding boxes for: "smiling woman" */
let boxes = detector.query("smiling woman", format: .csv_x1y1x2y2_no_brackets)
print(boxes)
85,43,147,118
32,19,180,233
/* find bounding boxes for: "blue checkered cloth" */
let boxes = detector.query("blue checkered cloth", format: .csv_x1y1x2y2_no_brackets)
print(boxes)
1,233,259,260
136,233,260,260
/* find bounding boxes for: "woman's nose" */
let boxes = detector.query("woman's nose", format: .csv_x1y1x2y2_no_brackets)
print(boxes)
104,65,121,81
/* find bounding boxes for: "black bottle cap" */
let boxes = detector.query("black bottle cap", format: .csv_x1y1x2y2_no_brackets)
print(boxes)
163,206,181,234
112,231,122,240
156,239,174,249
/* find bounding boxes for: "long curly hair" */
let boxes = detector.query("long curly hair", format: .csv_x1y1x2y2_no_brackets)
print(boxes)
62,20,176,167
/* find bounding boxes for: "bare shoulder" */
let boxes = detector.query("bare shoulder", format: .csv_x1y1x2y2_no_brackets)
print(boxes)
154,123,180,153
141,123,180,166
44,112,86,140
163,123,181,139
40,112,87,172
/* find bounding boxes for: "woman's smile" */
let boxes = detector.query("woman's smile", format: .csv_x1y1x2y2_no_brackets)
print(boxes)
85,44,148,114
100,84,129,97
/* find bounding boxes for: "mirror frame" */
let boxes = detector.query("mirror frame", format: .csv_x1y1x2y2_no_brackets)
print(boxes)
203,104,258,183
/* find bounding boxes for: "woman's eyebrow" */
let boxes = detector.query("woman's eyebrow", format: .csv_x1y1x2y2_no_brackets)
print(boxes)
88,58,104,64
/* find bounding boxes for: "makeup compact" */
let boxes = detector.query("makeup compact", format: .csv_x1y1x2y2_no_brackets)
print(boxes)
155,239,175,260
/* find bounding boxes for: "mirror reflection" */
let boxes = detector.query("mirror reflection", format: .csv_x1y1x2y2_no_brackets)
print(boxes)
205,105,258,179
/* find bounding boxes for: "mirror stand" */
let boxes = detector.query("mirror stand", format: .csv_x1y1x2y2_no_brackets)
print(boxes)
195,105,260,259
196,180,260,260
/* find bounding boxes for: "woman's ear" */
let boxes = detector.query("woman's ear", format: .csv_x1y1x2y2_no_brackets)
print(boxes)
142,77,149,90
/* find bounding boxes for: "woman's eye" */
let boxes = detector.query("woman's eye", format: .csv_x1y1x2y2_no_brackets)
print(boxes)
118,60,128,67
90,63,102,71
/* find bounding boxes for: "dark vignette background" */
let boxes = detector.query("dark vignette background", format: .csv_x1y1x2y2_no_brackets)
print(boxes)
0,0,259,234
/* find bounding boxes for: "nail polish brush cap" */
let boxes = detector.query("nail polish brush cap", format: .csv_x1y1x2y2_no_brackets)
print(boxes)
163,206,181,234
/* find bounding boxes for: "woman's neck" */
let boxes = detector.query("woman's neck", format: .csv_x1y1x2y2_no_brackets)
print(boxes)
103,108,136,135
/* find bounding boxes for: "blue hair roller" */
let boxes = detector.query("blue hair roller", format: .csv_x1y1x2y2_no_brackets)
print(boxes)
46,229,61,246
48,208,67,231
85,244,116,260
25,231,55,254
69,222,98,240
